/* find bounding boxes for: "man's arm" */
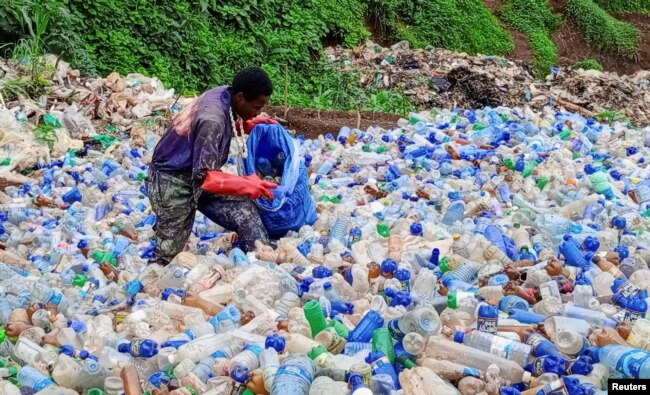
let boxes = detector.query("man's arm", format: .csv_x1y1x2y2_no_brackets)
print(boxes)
191,115,228,182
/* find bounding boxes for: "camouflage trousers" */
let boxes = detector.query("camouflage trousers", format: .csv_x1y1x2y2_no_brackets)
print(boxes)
146,168,268,265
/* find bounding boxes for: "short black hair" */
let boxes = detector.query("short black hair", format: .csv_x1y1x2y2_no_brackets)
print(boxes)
232,67,273,101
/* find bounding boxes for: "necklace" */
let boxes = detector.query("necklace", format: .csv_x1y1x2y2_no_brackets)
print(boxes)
229,106,248,159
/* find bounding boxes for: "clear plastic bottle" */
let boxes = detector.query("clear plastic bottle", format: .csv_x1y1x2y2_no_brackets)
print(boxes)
271,354,315,395
260,347,280,392
424,336,531,384
453,330,531,367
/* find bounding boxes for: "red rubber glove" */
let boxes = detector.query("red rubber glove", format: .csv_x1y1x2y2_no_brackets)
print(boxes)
201,171,277,200
243,115,278,134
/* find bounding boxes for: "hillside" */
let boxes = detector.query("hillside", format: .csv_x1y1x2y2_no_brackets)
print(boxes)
1,0,650,114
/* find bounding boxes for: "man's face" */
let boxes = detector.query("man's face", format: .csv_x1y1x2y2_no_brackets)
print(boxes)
233,92,270,121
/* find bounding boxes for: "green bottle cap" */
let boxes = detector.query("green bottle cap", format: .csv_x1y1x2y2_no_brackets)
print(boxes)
72,274,88,287
439,256,450,273
243,390,255,395
447,292,459,309
7,365,17,376
308,344,329,361
536,175,549,191
0,328,5,343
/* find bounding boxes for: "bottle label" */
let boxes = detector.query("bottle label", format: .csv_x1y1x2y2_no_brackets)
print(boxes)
131,340,141,356
489,336,512,359
275,364,312,385
456,291,475,307
370,356,392,374
624,309,644,324
537,379,567,395
532,357,548,376
620,282,640,298
526,334,543,348
477,317,498,334
615,350,649,378
387,319,405,340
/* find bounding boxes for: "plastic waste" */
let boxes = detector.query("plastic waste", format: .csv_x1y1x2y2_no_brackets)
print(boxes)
1,102,650,394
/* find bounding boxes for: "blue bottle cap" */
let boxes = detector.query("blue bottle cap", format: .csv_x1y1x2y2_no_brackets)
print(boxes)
312,266,333,279
265,334,286,353
230,366,249,384
395,269,411,282
323,282,332,290
453,331,465,343
381,259,398,274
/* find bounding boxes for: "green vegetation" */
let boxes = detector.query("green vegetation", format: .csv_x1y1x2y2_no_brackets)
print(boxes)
0,0,646,112
573,58,604,70
500,0,562,78
594,0,650,14
567,0,640,54
370,0,513,55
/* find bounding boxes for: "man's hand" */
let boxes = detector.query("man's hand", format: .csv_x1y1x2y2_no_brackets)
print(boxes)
202,170,277,200
241,174,278,200
243,115,278,134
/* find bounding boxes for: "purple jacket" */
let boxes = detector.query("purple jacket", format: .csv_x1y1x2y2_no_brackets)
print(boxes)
152,86,233,181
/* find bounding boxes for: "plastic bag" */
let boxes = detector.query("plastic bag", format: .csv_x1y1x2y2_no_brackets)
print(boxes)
240,123,317,238
62,104,96,139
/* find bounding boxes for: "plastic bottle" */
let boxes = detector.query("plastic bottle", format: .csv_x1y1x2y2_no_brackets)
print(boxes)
424,336,531,384
453,330,532,367
271,354,315,395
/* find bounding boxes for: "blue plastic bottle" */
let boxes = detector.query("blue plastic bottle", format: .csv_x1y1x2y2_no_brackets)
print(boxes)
348,310,385,343
566,355,594,375
442,201,465,226
559,235,589,270
477,303,498,334
17,366,56,391
117,339,159,357
525,333,559,357
508,309,545,324
526,354,567,376
366,351,400,389
498,295,529,312
590,345,650,379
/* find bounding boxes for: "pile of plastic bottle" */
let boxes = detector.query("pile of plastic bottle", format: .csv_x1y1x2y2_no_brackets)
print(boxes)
1,104,650,395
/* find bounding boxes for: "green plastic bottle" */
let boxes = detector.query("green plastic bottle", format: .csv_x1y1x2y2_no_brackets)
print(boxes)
522,160,538,178
304,300,328,337
503,158,515,170
372,328,395,363
329,319,349,339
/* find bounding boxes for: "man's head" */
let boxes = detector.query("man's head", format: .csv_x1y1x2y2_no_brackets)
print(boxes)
231,67,273,121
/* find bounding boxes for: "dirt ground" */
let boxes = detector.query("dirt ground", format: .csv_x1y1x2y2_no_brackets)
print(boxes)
264,106,400,139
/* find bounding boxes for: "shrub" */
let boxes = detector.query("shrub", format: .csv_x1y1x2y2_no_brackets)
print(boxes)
500,0,561,78
573,58,604,70
593,0,650,13
567,0,640,54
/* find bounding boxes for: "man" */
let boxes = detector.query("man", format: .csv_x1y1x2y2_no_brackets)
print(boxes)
147,67,278,266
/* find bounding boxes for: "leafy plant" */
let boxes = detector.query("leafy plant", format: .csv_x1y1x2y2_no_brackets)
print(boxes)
529,30,558,78
594,0,650,13
0,77,28,100
369,0,513,56
567,0,640,54
573,58,604,70
33,123,57,150
500,0,561,78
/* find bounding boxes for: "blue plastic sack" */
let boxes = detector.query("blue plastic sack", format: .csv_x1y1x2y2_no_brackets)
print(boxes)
240,123,317,238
